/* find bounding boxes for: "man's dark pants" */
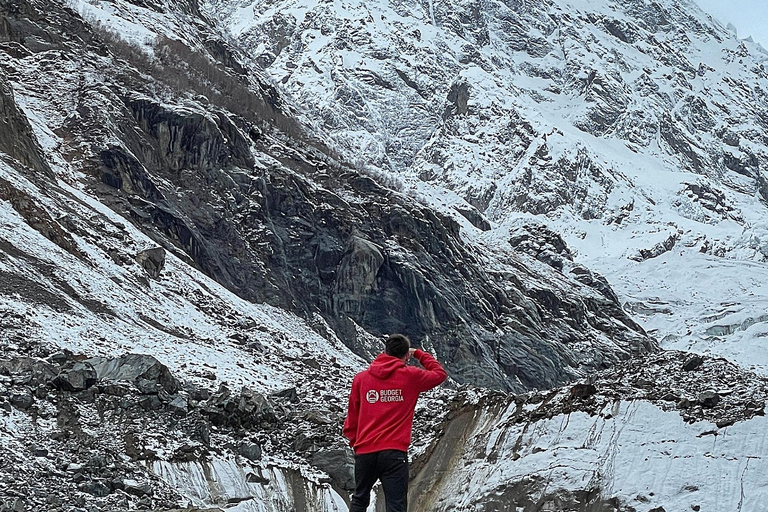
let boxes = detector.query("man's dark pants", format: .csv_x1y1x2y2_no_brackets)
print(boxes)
350,449,408,512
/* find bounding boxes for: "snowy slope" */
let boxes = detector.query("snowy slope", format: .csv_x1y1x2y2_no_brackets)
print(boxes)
0,160,363,390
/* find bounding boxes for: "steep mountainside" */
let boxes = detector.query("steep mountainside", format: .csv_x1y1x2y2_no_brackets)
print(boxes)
1,0,768,511
0,0,654,395
209,0,768,374
0,0,661,510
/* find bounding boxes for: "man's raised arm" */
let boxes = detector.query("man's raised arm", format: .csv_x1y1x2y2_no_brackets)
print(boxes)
412,349,447,392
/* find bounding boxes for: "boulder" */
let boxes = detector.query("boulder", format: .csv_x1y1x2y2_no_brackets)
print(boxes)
52,361,97,392
10,391,33,410
311,449,355,491
682,354,704,371
698,391,720,408
168,396,188,415
86,354,179,394
569,383,597,399
135,247,166,278
237,387,276,424
122,479,152,497
80,480,111,497
0,358,57,388
302,408,334,424
270,387,298,403
235,441,262,462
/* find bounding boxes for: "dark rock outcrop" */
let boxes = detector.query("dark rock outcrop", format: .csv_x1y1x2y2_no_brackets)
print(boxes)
53,361,97,392
629,233,680,262
86,354,179,394
0,74,52,177
135,247,166,279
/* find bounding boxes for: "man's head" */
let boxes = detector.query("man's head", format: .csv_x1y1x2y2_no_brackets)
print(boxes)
385,334,411,359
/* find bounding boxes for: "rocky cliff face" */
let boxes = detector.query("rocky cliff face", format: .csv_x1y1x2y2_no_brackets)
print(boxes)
208,0,768,375
0,0,652,397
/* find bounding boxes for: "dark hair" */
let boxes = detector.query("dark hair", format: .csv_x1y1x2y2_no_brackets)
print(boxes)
385,334,410,358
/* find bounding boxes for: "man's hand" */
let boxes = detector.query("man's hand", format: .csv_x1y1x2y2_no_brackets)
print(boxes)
408,348,417,360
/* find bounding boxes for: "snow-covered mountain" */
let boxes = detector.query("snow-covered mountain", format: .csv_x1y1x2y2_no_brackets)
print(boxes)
1,0,768,510
208,0,768,374
1,0,656,394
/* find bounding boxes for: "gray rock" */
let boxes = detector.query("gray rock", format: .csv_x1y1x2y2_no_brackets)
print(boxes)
683,354,704,371
139,395,163,411
302,408,334,425
235,387,276,425
569,384,597,399
135,247,166,278
123,479,152,497
193,422,210,446
246,471,270,484
454,205,491,231
698,391,721,408
236,441,262,462
270,387,298,403
99,382,130,396
168,396,188,415
86,354,179,394
53,361,97,392
10,391,33,410
80,480,111,497
629,233,679,262
136,377,161,394
0,358,57,387
311,449,355,491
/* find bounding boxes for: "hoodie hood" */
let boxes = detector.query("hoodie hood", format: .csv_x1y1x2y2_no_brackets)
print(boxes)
368,353,405,379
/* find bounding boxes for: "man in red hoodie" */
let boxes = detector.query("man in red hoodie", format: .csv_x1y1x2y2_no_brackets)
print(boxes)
343,334,447,512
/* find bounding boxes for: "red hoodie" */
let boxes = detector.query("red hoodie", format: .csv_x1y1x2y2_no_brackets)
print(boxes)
343,349,447,454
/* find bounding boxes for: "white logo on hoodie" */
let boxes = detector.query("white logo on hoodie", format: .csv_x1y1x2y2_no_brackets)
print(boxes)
366,390,379,403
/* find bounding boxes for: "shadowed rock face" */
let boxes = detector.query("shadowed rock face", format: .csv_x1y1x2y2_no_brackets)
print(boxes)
126,96,255,173
0,75,52,176
0,0,653,392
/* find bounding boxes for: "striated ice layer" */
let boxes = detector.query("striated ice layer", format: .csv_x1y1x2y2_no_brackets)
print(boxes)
152,458,352,512
411,399,768,511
